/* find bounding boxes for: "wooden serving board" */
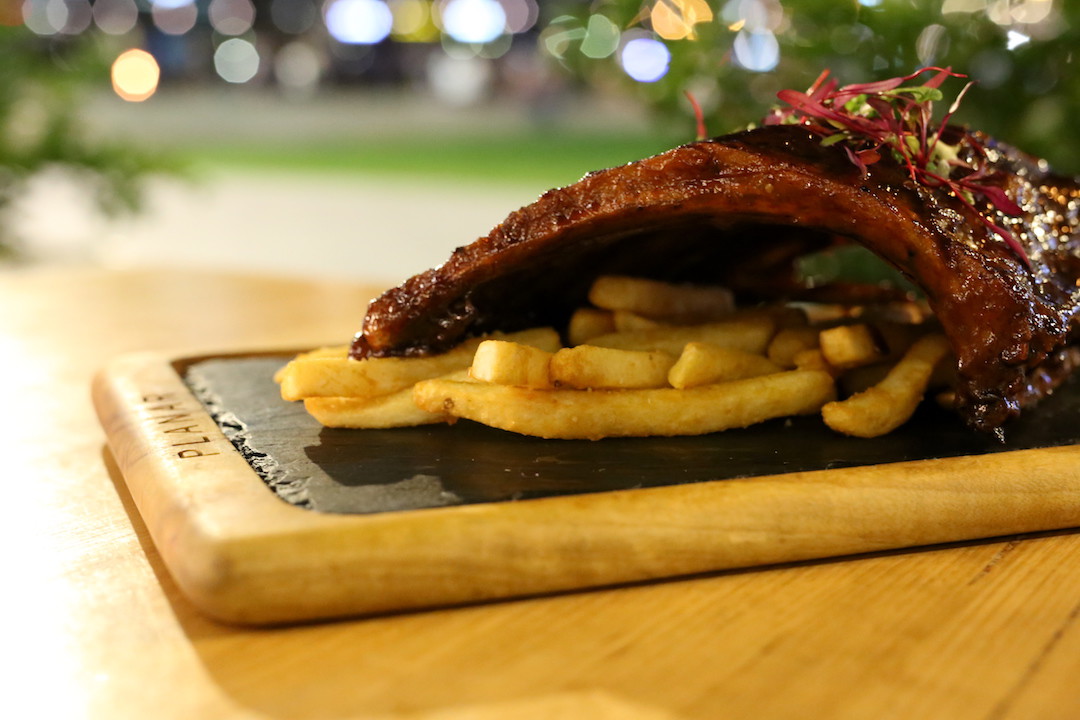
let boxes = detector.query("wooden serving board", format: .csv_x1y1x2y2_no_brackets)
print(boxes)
93,350,1080,626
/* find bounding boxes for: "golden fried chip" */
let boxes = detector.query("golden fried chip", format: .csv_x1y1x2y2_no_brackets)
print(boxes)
586,316,776,356
822,333,951,438
836,362,891,396
470,340,554,389
279,352,466,403
549,345,676,390
566,307,616,345
668,342,781,389
818,323,886,370
792,348,832,373
766,327,820,368
414,369,835,440
587,275,735,322
303,369,473,428
273,345,349,383
612,310,668,333
304,392,445,429
278,327,560,401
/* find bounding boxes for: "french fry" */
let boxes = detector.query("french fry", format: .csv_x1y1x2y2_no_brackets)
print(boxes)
766,327,820,368
567,308,616,345
836,362,891,396
470,340,553,389
840,349,958,396
273,345,348,383
413,369,836,440
586,316,776,356
935,389,957,409
289,273,956,441
797,303,853,325
668,342,781,389
277,327,560,402
818,323,886,370
304,392,445,429
279,352,466,403
549,345,676,390
792,348,833,374
822,333,951,438
303,370,472,428
858,299,933,325
613,310,668,333
587,275,735,322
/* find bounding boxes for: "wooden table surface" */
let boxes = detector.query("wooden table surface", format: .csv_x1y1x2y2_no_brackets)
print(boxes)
8,266,1080,720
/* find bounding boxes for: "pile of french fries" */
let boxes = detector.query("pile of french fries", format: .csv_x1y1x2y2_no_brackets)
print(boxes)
275,275,953,440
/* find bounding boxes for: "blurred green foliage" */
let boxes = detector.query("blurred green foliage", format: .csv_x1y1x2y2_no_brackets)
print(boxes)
0,25,168,257
544,0,1080,172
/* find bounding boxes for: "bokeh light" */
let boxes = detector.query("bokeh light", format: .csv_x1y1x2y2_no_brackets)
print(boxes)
426,52,493,104
3,0,1076,174
439,0,506,45
580,14,620,59
208,0,256,36
732,29,778,71
92,0,138,35
915,23,949,65
539,17,584,60
990,0,1053,25
969,48,1012,88
270,0,317,34
22,0,66,35
722,0,784,32
651,0,713,41
151,0,198,35
274,41,324,94
324,0,393,44
619,36,671,83
214,37,261,82
390,0,435,41
1007,29,1031,49
941,0,983,12
111,49,161,102
499,0,537,34
61,0,92,34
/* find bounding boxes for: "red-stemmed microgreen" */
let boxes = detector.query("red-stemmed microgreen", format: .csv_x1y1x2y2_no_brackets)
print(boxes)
765,67,1030,269
685,90,709,141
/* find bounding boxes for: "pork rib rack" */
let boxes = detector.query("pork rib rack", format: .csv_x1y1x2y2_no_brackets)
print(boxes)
352,125,1080,432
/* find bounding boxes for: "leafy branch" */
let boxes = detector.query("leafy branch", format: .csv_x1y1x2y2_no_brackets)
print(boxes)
0,26,176,258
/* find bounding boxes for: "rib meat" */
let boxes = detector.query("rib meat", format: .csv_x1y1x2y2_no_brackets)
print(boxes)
352,125,1080,432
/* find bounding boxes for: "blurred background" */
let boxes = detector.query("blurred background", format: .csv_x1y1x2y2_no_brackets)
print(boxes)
1,0,1077,284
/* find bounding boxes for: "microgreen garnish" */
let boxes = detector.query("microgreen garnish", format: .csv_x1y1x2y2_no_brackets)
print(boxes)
685,90,709,142
765,67,1030,269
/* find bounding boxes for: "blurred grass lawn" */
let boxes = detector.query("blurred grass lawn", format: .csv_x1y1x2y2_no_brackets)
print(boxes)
183,130,680,188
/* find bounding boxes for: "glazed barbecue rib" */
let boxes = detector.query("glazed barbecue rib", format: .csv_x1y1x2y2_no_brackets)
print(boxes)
352,124,1080,432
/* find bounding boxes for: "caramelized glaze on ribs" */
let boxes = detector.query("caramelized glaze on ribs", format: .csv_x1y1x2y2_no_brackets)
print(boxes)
352,125,1080,432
